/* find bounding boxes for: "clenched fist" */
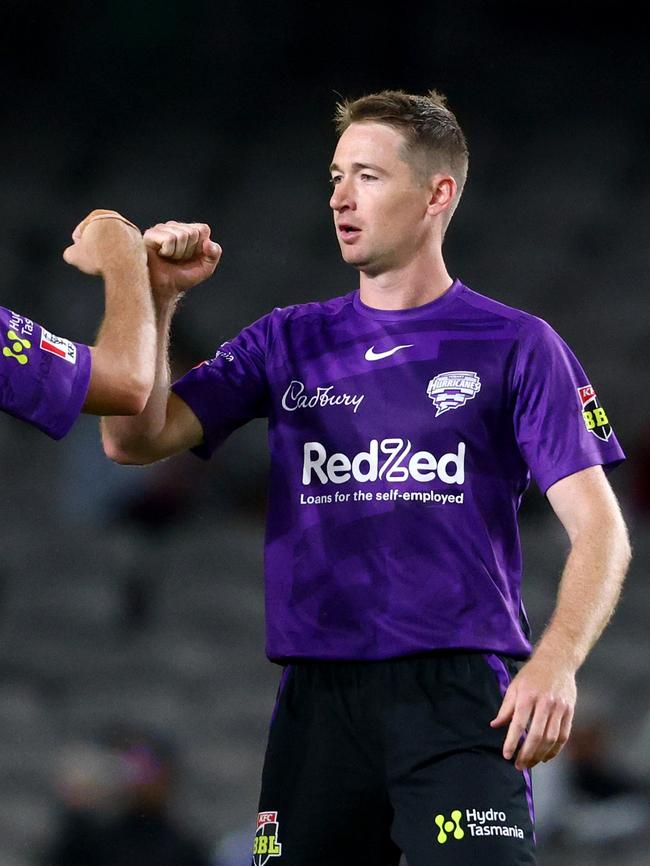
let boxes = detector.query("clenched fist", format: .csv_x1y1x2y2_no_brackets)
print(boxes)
144,220,222,300
63,209,145,275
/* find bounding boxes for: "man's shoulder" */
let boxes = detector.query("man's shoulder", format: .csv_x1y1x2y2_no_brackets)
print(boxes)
265,291,355,325
458,282,554,341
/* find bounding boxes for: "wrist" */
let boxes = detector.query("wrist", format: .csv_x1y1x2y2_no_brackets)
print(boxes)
101,246,148,279
531,631,583,674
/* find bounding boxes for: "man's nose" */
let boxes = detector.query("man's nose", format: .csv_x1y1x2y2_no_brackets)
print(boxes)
330,179,355,212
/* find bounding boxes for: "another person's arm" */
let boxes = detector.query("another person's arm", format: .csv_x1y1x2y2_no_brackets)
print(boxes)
491,465,630,770
101,221,222,463
62,209,156,415
0,210,157,437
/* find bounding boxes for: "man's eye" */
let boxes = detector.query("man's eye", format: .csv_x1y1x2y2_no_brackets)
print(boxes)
330,176,342,185
360,173,377,181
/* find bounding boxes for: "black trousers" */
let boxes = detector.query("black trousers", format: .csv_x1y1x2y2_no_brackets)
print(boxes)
253,651,536,866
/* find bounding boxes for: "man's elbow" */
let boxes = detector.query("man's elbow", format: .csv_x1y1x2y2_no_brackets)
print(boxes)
113,370,155,415
617,521,633,570
102,438,155,466
101,426,155,466
593,508,632,571
87,354,154,416
113,387,148,416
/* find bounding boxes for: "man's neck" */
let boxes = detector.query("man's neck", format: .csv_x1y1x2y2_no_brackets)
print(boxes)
358,253,453,311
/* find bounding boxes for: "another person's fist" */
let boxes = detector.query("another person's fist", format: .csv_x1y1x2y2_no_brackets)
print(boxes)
143,221,222,299
63,209,145,275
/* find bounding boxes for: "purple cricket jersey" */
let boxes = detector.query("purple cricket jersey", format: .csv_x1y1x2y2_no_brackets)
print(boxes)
172,279,625,662
0,306,91,439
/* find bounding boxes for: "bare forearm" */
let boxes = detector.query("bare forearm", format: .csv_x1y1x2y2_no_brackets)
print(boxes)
101,297,178,462
532,512,631,671
85,247,154,414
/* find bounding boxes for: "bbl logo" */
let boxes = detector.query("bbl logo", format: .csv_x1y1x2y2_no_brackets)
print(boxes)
577,385,612,442
253,811,282,865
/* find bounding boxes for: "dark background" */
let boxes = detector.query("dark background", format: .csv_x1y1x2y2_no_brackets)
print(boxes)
0,3,648,865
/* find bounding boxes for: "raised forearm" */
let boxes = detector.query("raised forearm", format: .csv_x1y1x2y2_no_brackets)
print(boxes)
101,297,178,463
101,219,220,464
86,245,154,414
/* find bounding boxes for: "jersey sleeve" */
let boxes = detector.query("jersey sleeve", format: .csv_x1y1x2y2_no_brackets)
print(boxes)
171,313,272,459
0,306,91,439
512,317,625,494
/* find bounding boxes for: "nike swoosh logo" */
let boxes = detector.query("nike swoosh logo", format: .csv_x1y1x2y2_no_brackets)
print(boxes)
364,344,414,361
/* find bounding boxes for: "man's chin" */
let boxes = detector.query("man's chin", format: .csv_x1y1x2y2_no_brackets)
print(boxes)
340,247,373,271
341,251,386,278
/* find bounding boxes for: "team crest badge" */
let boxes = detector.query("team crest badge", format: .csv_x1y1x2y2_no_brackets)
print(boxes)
427,371,481,417
578,385,612,442
253,811,283,865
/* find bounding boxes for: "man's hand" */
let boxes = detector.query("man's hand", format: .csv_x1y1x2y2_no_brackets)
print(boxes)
63,209,145,275
490,655,576,770
144,220,222,300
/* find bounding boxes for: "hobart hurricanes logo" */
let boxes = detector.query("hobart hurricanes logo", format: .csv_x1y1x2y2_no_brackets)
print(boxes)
435,807,525,844
253,811,282,866
577,384,612,442
302,439,466,486
427,370,481,417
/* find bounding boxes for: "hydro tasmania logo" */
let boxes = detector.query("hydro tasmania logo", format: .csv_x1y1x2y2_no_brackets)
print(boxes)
2,330,31,365
427,371,481,417
434,807,524,844
253,811,282,865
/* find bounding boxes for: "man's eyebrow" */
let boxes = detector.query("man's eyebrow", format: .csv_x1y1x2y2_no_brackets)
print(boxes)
329,161,386,174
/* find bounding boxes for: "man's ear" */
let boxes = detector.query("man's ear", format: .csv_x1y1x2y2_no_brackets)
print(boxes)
427,174,457,216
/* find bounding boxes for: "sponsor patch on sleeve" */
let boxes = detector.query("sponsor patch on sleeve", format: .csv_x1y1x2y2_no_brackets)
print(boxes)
40,328,77,365
577,384,612,442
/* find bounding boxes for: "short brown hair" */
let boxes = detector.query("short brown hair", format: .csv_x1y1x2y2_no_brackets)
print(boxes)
334,89,469,229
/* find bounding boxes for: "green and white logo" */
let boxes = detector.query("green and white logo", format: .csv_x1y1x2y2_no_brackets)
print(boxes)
434,810,464,844
435,806,525,843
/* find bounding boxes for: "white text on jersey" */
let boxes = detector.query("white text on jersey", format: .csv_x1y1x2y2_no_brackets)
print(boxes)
302,439,466,485
282,380,364,413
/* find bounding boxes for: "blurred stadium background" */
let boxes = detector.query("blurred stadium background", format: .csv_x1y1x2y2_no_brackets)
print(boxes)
0,2,648,864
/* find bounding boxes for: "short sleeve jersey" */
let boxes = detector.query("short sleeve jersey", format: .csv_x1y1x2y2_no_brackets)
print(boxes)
172,280,625,662
0,306,91,439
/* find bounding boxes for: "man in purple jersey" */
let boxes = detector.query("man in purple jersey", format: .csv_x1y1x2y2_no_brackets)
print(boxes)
102,92,631,865
0,209,156,438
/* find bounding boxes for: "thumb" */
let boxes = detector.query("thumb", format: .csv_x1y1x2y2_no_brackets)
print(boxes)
491,687,516,728
199,239,222,277
202,239,222,264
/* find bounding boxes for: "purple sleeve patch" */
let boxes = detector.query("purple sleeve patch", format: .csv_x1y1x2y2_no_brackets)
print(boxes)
0,306,91,438
512,319,625,494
